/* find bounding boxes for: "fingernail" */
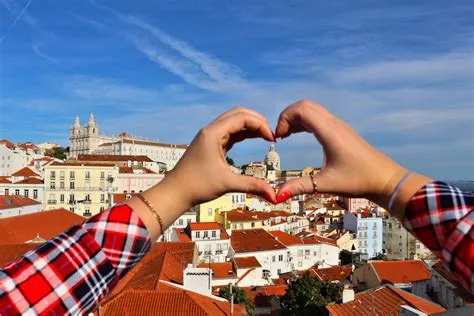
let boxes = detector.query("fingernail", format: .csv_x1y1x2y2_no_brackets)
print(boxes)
276,191,291,204
263,192,276,204
271,132,277,142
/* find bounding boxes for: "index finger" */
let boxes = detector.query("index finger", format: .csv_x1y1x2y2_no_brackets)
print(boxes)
212,112,275,142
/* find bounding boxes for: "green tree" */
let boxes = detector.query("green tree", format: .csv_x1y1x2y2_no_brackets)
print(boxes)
280,273,341,315
226,156,235,166
218,284,254,315
45,146,68,160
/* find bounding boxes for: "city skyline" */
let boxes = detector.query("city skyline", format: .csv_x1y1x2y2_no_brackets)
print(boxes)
1,0,473,179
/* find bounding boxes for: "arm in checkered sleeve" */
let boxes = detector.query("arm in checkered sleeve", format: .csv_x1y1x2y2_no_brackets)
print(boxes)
402,181,474,293
0,205,151,315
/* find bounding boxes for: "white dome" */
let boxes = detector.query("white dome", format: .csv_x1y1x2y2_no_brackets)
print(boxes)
264,144,280,170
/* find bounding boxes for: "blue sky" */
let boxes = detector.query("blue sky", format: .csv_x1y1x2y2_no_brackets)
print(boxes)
1,0,473,179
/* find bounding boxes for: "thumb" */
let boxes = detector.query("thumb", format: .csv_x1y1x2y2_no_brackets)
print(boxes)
227,174,277,204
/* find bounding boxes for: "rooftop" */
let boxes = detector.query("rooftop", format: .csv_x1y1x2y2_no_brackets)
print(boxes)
269,230,303,246
301,234,338,246
197,262,236,278
189,222,224,231
0,139,15,149
370,260,431,284
14,178,43,185
312,265,353,282
118,166,157,174
326,285,446,315
233,256,261,269
0,177,11,184
0,195,41,210
112,193,138,204
225,209,271,222
11,167,39,177
50,162,116,167
231,229,287,253
0,208,83,244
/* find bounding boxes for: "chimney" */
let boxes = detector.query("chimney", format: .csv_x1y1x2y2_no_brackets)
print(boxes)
342,285,355,303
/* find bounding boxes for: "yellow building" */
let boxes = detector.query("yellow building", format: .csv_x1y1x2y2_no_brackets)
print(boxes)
194,192,246,222
215,208,270,230
43,162,119,217
302,166,321,177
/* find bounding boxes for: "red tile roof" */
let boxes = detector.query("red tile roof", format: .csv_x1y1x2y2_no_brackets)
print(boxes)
225,209,270,222
231,229,287,253
0,208,83,244
50,162,115,167
267,210,293,217
0,243,39,266
175,228,193,242
0,177,11,184
121,138,188,149
78,154,154,162
118,166,133,174
326,285,445,315
14,178,43,185
312,265,353,282
269,230,303,246
189,222,223,231
11,167,39,177
242,285,288,307
370,260,431,284
0,139,15,149
112,192,138,204
302,234,338,246
198,262,236,278
100,281,245,315
234,256,261,269
0,195,41,210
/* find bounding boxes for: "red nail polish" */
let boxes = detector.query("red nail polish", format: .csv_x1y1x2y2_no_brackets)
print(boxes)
263,192,276,204
276,191,291,204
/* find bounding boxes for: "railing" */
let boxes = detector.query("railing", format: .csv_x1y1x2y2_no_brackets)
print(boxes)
215,250,223,255
83,200,92,204
48,200,57,204
204,251,212,255
83,212,92,217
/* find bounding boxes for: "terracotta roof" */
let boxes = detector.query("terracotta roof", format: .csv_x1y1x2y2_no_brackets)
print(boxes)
141,167,156,174
226,209,271,222
0,176,11,184
0,243,39,266
302,234,338,246
17,143,37,149
112,193,138,204
370,260,431,284
175,228,193,242
50,162,116,167
234,256,261,269
242,285,288,306
77,154,153,162
231,229,287,253
0,195,41,210
0,208,84,244
313,265,352,282
198,262,236,278
326,285,445,315
0,139,15,149
121,139,188,149
107,242,196,299
118,166,133,174
270,219,287,226
189,222,223,231
269,230,303,246
11,167,39,177
14,178,43,185
100,281,245,316
267,210,293,217
118,166,157,174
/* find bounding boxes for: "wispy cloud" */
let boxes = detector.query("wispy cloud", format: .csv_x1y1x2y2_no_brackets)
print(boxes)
331,52,474,84
1,0,33,43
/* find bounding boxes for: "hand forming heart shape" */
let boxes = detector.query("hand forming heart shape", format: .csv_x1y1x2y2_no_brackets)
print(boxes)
168,99,406,211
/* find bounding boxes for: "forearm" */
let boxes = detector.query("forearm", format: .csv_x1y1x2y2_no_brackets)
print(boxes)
125,173,192,241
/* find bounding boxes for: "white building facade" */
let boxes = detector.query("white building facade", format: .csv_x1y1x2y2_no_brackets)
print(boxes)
344,212,383,260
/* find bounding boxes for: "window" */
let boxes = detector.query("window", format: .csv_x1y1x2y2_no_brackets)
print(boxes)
70,207,74,213
85,171,90,180
50,171,56,180
85,194,91,201
100,194,105,203
232,224,237,229
178,219,184,226
278,255,283,261
207,208,212,216
298,262,303,267
262,270,271,278
24,189,29,198
203,231,209,238
60,194,65,203
101,172,105,179
277,269,282,275
297,250,303,257
251,222,255,228
85,182,90,190
196,231,200,238
50,182,55,190
15,189,20,195
4,189,8,196
212,230,216,238
272,255,276,262
33,189,38,199
100,206,105,211
60,171,65,180
187,218,192,224
305,250,310,256
239,223,243,229
70,182,75,190
60,182,65,190
70,194,75,203
70,171,75,179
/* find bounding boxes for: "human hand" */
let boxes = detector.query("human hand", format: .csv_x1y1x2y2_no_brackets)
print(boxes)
166,107,277,208
274,99,407,203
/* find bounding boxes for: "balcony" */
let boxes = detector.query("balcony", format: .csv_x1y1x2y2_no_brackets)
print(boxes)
48,200,57,204
83,200,92,204
204,251,212,256
215,250,224,255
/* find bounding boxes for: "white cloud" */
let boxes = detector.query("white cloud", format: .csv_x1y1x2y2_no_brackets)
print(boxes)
331,52,474,84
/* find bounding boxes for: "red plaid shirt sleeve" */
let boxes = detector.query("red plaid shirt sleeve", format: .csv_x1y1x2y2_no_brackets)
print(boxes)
0,204,151,315
403,181,474,292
